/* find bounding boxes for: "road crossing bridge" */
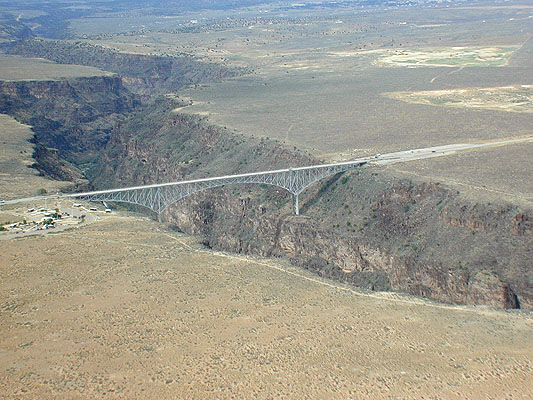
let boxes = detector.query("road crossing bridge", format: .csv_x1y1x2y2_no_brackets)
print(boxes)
3,158,371,217
65,159,370,216
3,137,530,217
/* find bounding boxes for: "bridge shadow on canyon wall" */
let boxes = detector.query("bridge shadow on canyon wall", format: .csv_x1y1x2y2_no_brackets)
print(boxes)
299,173,345,215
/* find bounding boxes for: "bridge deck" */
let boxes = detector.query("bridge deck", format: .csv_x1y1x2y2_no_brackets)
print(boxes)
2,137,531,215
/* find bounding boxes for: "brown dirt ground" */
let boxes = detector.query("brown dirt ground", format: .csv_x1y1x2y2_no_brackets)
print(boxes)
0,114,70,200
0,55,112,81
0,213,532,399
385,85,533,114
375,46,518,68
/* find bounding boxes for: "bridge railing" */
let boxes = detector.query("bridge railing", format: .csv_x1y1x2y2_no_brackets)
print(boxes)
2,158,371,216
70,159,369,215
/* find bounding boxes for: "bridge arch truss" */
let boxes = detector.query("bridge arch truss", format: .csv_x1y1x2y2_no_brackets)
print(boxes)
67,160,369,216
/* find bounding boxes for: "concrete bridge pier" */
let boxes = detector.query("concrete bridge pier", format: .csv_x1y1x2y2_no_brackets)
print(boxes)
293,192,299,216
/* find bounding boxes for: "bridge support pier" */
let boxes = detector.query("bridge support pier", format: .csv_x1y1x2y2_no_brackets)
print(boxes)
52,159,369,218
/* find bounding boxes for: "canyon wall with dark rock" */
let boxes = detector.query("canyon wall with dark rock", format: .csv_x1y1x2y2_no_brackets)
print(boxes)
0,75,140,181
1,56,529,311
3,39,245,98
93,100,531,310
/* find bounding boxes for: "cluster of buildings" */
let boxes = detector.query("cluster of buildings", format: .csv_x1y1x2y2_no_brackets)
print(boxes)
0,204,110,234
1,207,80,234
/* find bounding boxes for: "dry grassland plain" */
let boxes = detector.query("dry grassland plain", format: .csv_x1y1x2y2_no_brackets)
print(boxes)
0,114,70,200
1,2,532,398
79,3,532,205
1,214,532,399
0,54,113,81
387,141,533,206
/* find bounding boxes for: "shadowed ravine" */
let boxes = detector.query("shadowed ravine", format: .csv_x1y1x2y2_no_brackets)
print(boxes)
2,40,531,311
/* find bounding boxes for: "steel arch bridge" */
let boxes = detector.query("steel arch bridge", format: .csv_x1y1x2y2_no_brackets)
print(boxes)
63,159,370,216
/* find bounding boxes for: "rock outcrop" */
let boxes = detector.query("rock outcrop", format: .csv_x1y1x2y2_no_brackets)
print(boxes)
0,75,140,179
3,39,245,98
93,101,531,310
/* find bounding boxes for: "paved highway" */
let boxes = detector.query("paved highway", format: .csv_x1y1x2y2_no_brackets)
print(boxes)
1,136,531,206
370,136,533,166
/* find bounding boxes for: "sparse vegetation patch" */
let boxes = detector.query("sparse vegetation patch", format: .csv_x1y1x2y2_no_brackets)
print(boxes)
385,85,533,113
375,46,518,68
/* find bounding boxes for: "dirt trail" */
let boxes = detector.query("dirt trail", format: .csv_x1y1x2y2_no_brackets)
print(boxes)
1,216,531,399
161,233,521,315
430,65,464,84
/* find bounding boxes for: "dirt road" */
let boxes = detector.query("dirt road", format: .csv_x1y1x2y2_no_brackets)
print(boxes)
1,215,531,399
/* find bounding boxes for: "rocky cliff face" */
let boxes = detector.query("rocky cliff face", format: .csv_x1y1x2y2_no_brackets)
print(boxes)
4,39,245,98
2,52,527,310
94,101,531,310
90,101,315,187
0,75,140,180
162,187,526,310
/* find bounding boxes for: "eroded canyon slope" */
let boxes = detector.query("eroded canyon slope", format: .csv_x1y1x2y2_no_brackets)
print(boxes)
1,0,531,311
93,99,531,310
1,1,532,398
